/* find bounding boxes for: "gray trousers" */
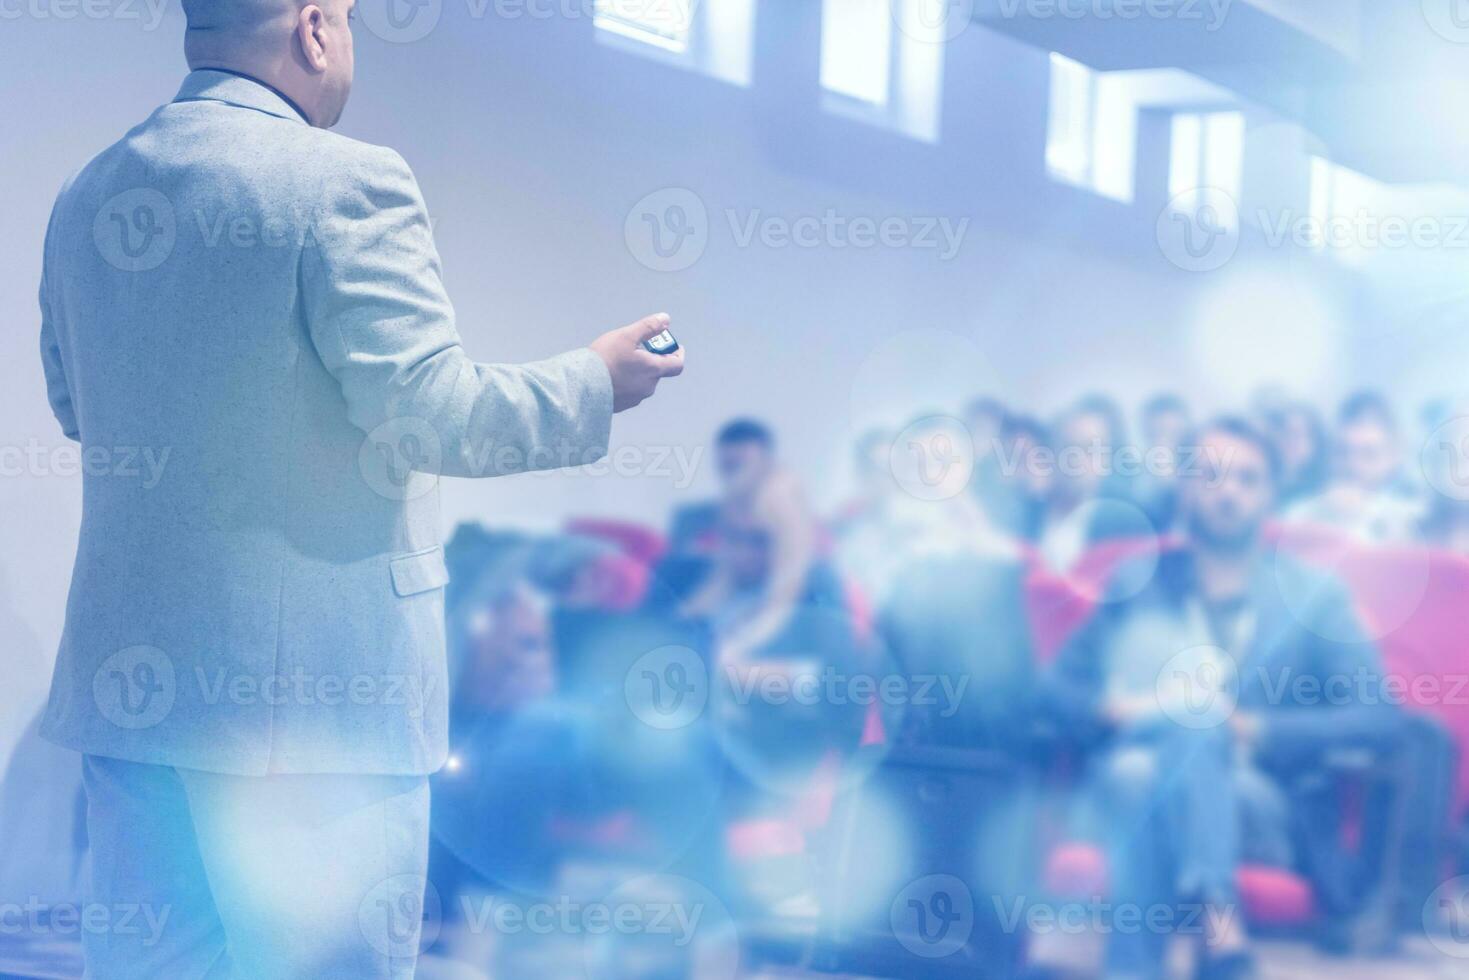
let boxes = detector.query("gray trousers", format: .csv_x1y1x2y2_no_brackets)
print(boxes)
81,755,430,980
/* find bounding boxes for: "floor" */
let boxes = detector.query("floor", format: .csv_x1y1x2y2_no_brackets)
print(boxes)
746,939,1462,979
5,934,1460,979
411,936,1465,979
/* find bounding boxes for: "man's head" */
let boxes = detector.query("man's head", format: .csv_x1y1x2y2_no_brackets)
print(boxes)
1268,402,1327,484
715,419,776,501
963,397,1007,459
1334,391,1401,493
183,0,357,129
1141,393,1190,453
461,585,555,713
1181,417,1279,552
1052,395,1124,502
999,414,1052,502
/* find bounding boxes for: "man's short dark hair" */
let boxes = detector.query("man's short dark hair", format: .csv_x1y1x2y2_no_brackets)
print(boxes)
716,418,774,450
1065,393,1129,447
1001,413,1048,447
1142,393,1188,419
1191,416,1281,483
964,397,1007,423
1338,390,1397,432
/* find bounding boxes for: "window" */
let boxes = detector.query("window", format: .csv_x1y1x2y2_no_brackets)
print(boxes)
820,0,893,106
1307,156,1382,265
1169,111,1244,223
819,0,945,142
1045,54,1137,203
1046,53,1093,185
594,0,694,52
594,0,755,87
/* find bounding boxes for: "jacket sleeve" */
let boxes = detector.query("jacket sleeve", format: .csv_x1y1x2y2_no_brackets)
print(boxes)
1258,576,1400,756
39,196,79,443
299,144,613,478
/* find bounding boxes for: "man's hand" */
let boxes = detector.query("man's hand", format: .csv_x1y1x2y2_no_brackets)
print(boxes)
590,314,686,413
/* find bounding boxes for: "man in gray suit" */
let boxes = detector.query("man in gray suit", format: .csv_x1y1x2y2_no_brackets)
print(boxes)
37,1,684,976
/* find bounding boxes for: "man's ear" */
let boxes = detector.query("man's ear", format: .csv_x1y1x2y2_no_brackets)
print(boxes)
297,4,329,73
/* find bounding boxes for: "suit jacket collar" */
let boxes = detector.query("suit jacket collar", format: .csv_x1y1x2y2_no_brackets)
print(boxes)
173,69,311,125
1156,544,1290,668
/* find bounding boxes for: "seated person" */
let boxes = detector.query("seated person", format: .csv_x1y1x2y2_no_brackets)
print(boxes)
1260,401,1329,512
681,418,828,665
989,412,1052,543
431,583,575,902
657,500,724,603
837,417,1021,605
1038,396,1144,571
1133,393,1192,532
1287,391,1424,543
680,419,864,803
1044,418,1399,980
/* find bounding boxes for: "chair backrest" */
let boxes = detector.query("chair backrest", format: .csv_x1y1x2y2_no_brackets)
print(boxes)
1022,535,1169,664
564,517,668,565
1277,537,1469,817
880,554,1036,749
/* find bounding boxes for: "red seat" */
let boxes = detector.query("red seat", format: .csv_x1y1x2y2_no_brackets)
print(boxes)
1042,844,1317,928
1022,536,1177,664
564,518,668,565
565,552,650,612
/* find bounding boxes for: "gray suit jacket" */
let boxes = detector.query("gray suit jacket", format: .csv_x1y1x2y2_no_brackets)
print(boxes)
38,71,613,776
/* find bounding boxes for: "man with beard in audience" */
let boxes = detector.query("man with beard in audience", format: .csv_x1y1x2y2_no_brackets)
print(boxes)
1045,418,1400,980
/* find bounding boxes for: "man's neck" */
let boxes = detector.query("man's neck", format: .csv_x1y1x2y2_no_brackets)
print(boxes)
191,63,314,125
1192,541,1258,603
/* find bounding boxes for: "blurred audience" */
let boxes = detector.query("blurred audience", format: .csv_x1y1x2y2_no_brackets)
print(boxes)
1133,393,1192,532
349,389,1469,977
1288,391,1425,542
992,412,1053,542
1037,395,1140,571
1263,400,1331,510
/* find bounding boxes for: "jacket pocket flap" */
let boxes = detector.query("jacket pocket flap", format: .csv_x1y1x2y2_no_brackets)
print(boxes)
390,547,449,597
